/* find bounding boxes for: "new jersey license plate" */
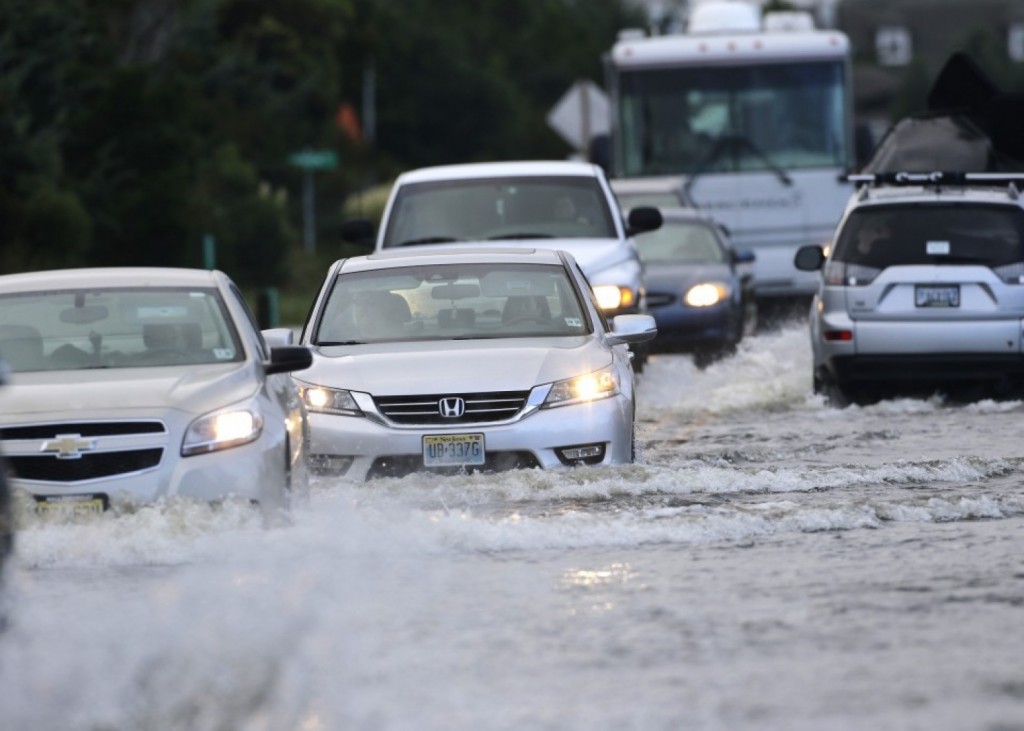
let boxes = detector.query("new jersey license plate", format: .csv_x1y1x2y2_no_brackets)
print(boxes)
915,284,960,308
35,493,108,516
423,434,485,467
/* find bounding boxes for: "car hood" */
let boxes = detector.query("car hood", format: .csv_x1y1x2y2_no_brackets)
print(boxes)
0,363,259,420
644,262,735,292
389,238,636,276
300,337,614,395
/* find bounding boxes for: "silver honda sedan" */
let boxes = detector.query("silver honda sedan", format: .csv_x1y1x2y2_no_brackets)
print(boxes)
0,267,312,516
294,247,657,480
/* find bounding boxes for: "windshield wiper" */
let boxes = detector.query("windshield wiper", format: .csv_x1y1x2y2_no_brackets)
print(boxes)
683,134,793,203
487,233,555,240
398,236,460,246
316,340,366,346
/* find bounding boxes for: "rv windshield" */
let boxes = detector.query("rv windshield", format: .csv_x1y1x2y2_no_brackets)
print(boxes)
615,60,848,177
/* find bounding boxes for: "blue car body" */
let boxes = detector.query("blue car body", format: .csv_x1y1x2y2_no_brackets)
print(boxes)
636,208,756,362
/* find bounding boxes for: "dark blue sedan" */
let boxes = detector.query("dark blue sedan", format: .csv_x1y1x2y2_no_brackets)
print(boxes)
636,208,756,367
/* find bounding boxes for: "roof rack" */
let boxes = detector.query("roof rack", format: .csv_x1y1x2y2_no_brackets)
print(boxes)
843,171,1024,187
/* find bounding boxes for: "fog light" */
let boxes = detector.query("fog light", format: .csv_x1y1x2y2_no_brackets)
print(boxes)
310,454,354,475
557,443,606,465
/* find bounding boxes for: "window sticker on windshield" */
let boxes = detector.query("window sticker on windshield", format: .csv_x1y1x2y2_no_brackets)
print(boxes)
506,280,533,294
213,348,234,359
137,306,190,320
565,317,582,327
926,240,951,255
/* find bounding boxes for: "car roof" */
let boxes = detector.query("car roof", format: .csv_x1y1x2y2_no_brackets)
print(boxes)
0,267,224,294
339,247,567,273
395,160,605,185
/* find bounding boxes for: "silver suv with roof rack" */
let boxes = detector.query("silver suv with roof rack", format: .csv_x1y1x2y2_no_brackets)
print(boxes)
794,171,1024,405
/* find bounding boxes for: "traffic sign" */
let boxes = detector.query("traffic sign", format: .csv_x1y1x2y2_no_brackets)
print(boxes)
546,80,609,151
288,149,339,170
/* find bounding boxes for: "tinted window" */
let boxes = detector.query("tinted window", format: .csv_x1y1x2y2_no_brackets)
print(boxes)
833,204,1024,269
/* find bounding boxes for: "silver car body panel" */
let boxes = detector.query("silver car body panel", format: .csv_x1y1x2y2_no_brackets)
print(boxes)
298,247,648,481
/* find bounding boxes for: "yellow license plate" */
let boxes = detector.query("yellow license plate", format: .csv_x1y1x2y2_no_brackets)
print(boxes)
35,495,107,516
423,434,485,467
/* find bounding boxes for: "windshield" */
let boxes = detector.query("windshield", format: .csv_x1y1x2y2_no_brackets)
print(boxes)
833,204,1024,269
0,287,243,373
635,220,728,264
315,263,591,344
381,176,616,247
615,60,848,177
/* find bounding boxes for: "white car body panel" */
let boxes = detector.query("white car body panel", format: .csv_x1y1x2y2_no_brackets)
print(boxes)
0,267,311,514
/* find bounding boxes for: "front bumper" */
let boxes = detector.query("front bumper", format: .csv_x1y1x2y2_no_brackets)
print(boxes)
306,393,634,481
3,420,288,511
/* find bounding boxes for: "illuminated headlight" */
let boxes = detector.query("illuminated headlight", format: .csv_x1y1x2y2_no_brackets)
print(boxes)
592,285,636,311
543,365,619,408
182,407,263,456
299,384,362,416
684,282,730,307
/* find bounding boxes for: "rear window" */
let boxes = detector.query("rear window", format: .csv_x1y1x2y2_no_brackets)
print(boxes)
833,204,1024,269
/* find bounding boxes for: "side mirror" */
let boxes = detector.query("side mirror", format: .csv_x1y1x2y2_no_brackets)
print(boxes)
340,219,376,250
794,245,826,272
264,345,312,375
607,314,657,345
261,327,295,348
626,206,663,237
732,249,756,265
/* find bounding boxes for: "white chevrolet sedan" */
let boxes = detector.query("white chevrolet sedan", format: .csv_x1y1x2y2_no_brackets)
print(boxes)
295,247,657,480
0,267,312,516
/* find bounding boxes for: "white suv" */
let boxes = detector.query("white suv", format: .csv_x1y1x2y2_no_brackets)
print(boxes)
795,171,1024,405
343,160,662,320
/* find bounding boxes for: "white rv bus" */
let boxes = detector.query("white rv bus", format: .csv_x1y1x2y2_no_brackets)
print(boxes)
605,1,854,302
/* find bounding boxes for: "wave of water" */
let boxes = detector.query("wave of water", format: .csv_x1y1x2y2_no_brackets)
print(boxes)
9,323,1024,570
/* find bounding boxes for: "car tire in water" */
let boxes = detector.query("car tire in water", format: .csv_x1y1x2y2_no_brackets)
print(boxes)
814,369,853,408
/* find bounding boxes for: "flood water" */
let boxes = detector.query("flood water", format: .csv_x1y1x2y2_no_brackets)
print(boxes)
2,322,1024,731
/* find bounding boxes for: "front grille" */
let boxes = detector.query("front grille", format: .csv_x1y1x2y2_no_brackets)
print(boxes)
367,451,541,480
374,391,530,425
0,421,166,440
646,292,676,308
9,448,164,482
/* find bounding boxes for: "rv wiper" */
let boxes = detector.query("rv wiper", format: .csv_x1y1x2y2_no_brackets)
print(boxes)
683,134,793,203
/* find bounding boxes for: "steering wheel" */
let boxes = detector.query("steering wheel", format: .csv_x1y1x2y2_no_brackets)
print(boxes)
136,348,191,364
505,316,551,326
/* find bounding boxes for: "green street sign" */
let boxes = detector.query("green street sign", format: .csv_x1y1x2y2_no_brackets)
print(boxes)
288,149,339,170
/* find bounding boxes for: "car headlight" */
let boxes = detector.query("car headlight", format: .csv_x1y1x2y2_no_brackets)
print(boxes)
182,407,264,456
684,282,730,307
543,365,620,408
298,384,362,416
593,285,637,311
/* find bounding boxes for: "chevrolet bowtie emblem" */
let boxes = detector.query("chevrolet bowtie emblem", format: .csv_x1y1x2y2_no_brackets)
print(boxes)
41,434,97,460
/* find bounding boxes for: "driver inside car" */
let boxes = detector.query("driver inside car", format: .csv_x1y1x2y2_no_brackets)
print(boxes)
502,295,551,324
